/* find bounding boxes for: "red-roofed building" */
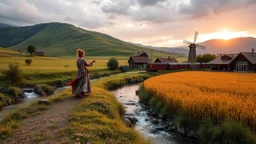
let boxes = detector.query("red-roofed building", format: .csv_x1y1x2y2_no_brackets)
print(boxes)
207,49,256,72
34,51,44,56
128,51,149,68
154,56,178,63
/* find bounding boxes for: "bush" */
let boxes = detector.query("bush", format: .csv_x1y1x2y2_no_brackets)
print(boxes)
0,93,9,110
25,59,32,66
8,86,24,100
197,54,217,63
119,66,130,72
107,57,119,70
34,84,55,96
1,61,23,83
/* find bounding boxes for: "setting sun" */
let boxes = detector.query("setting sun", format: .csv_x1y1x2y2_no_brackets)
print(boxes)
198,29,249,42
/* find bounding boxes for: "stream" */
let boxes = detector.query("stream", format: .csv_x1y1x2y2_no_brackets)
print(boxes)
0,87,69,121
112,84,198,144
0,83,197,143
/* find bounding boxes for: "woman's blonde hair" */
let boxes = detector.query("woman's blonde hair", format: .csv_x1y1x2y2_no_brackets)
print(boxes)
76,49,85,58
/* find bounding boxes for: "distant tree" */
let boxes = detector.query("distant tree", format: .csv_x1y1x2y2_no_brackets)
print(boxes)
1,61,23,83
197,54,217,63
107,57,119,70
25,59,32,66
27,45,36,55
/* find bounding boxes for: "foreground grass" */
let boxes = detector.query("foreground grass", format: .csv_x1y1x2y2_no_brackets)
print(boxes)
0,88,72,139
66,87,148,144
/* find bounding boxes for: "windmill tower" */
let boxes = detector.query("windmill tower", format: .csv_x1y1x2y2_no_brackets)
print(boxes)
183,31,206,63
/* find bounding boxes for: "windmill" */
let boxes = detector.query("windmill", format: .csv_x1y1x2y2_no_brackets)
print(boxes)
183,31,206,63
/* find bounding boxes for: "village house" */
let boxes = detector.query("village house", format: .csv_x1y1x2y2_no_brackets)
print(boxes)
207,49,256,72
128,51,149,68
154,56,178,63
34,51,44,56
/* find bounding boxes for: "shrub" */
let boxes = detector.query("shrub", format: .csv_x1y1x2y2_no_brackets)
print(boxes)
34,84,55,96
25,59,32,66
107,57,119,70
1,61,23,83
7,86,24,100
119,66,130,72
0,93,8,110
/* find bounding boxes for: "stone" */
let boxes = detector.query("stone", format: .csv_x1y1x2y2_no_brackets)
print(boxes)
123,118,132,127
177,127,185,135
38,99,51,105
186,130,197,138
125,102,136,106
155,126,165,131
135,90,139,95
127,117,138,125
152,118,158,124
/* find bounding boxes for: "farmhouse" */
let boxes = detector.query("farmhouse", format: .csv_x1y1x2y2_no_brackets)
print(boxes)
154,56,178,63
34,51,44,56
128,51,149,68
207,49,256,72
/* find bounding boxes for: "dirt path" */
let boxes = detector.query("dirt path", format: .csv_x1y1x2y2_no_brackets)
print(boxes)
2,97,80,144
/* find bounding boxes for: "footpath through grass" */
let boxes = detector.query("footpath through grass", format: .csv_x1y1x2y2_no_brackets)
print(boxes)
0,71,178,143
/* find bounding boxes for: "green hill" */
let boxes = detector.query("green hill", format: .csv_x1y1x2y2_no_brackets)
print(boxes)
0,22,173,57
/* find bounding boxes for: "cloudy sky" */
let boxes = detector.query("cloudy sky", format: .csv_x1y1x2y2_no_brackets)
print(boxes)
1,0,256,47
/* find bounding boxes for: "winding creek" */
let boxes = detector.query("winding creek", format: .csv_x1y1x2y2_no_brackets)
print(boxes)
0,83,197,144
112,84,198,144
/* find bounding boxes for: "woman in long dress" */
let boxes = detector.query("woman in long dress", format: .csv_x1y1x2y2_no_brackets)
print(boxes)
72,49,95,97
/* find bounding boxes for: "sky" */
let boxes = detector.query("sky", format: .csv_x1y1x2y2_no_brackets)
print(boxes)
0,0,256,47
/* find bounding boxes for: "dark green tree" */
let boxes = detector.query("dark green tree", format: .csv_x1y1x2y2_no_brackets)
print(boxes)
1,61,23,83
107,57,119,70
27,45,36,55
25,59,32,66
197,54,217,63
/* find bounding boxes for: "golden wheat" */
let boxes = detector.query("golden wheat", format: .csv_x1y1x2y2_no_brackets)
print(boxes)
144,71,256,130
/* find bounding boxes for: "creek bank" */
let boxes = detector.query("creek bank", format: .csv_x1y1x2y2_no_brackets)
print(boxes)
112,84,198,144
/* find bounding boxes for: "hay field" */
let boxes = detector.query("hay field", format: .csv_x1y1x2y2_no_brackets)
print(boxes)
144,71,256,130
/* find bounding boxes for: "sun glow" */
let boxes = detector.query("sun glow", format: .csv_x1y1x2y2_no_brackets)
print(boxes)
198,28,249,42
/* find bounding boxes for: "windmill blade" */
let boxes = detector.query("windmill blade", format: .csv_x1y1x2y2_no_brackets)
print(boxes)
183,39,193,44
194,31,198,43
195,44,206,50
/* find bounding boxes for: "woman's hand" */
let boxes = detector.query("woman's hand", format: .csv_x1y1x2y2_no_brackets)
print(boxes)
89,60,95,67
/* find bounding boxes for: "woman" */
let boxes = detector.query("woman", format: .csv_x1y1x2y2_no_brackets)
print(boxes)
71,49,95,97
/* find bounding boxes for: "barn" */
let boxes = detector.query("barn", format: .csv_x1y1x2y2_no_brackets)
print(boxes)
34,51,44,56
128,51,149,68
207,49,256,72
154,56,178,63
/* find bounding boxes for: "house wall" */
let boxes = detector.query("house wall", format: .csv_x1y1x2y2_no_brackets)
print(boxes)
129,63,147,69
230,54,253,71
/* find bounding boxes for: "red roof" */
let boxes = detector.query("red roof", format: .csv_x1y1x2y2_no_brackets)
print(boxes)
128,56,149,63
135,52,148,57
155,58,178,63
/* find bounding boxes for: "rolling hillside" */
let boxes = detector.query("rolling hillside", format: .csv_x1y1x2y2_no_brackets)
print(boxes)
200,37,256,54
0,23,172,57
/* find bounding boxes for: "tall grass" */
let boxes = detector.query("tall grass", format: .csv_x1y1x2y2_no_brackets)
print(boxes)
140,71,256,143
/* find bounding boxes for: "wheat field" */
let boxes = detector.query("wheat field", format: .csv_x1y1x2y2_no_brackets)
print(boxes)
144,71,256,130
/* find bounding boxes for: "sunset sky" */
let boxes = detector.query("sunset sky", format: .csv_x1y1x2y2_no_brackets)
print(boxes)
0,0,256,47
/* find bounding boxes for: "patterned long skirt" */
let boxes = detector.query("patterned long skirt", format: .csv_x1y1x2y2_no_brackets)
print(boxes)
72,73,91,94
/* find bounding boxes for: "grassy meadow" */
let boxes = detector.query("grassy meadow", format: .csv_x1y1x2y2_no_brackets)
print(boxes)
139,71,256,143
0,48,128,74
0,47,186,86
0,72,161,143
